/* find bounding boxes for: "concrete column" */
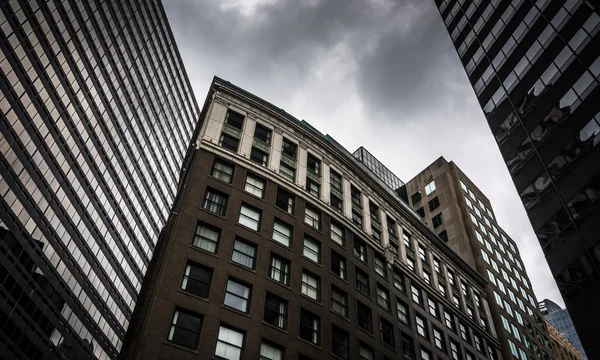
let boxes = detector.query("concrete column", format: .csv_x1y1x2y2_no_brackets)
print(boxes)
379,209,389,247
342,178,352,220
297,144,308,188
360,193,370,234
201,101,227,144
397,225,407,262
268,129,283,172
239,117,256,158
321,161,330,204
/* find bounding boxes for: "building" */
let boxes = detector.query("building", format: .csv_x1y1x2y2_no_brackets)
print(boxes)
433,0,600,356
121,77,503,360
540,299,587,359
545,319,585,360
406,157,554,360
0,0,199,358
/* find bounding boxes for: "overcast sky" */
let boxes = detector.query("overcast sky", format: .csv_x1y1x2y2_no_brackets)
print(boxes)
164,0,563,306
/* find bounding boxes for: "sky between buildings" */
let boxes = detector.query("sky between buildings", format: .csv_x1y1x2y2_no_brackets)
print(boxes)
164,0,563,306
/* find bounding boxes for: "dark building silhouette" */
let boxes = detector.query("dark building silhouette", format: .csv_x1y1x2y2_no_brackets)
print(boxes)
0,0,199,358
434,0,600,357
122,77,503,360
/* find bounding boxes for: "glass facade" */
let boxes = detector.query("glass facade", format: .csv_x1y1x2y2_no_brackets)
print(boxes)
539,299,587,359
435,0,600,356
0,0,199,359
352,146,409,203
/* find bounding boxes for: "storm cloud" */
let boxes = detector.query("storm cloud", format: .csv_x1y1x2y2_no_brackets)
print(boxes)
164,0,563,305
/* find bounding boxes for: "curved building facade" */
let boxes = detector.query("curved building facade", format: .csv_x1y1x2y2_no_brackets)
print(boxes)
123,77,503,360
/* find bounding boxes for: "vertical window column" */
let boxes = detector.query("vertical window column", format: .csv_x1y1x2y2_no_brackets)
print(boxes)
268,129,283,171
239,116,256,158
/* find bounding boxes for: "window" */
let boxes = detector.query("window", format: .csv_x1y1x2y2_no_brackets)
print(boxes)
401,335,415,360
459,323,470,343
264,292,288,329
419,245,428,264
215,325,244,360
357,301,373,333
238,204,261,231
303,236,321,263
332,325,349,359
307,153,321,175
244,173,265,198
202,188,228,216
450,341,461,360
374,256,387,278
376,284,390,310
425,180,436,195
181,263,212,298
330,193,343,212
411,191,422,204
223,279,251,312
231,238,257,269
423,271,431,285
416,315,428,338
432,213,444,228
299,309,320,345
474,333,483,353
331,286,348,317
416,207,425,218
279,162,295,182
330,221,345,246
220,130,241,151
250,147,268,166
254,123,271,144
275,187,295,214
268,253,290,285
411,285,422,305
192,222,220,253
393,270,405,292
167,309,202,349
434,327,446,351
380,317,395,347
356,268,370,296
301,270,320,301
331,251,347,279
428,299,439,318
306,179,320,197
281,137,297,158
444,311,455,331
371,227,381,243
304,205,321,230
397,299,410,324
354,238,367,263
359,343,374,360
260,342,283,360
225,109,244,129
271,219,292,247
330,170,342,192
428,196,440,211
421,349,432,360
211,159,234,183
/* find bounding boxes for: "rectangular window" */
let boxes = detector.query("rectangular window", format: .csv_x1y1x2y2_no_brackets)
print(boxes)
434,327,446,351
202,188,228,216
450,341,461,360
330,169,342,192
301,270,320,301
211,158,234,183
428,196,440,211
307,179,320,197
376,284,390,311
279,162,295,182
331,251,347,279
307,153,321,175
421,349,432,360
281,137,297,158
270,219,292,247
428,299,439,318
416,315,428,338
444,311,455,331
225,110,244,129
268,253,290,285
263,292,288,329
238,203,261,231
460,322,470,343
330,221,345,246
231,238,257,269
411,285,422,305
331,286,348,317
254,123,271,144
219,133,240,152
331,325,349,360
304,205,321,230
393,270,405,292
244,173,266,198
401,335,415,360
192,222,220,253
371,227,381,243
357,301,373,333
303,236,321,263
299,308,321,345
425,180,436,195
411,191,422,205
224,278,251,313
181,262,212,298
375,256,387,278
260,342,283,360
432,213,444,228
215,325,244,360
397,299,410,324
167,309,202,349
275,187,294,214
352,209,363,226
356,268,370,296
380,318,395,347
330,193,343,212
250,147,268,166
359,343,374,360
354,238,367,263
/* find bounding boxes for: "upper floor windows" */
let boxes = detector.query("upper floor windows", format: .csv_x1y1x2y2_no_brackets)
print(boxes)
225,109,244,129
330,221,345,247
254,123,271,145
238,203,261,231
193,222,221,253
211,158,234,183
330,169,342,192
307,153,321,175
168,308,202,349
432,213,444,228
281,137,297,159
244,173,265,198
303,235,321,264
224,278,251,313
275,187,294,214
202,188,228,216
351,185,361,206
250,124,271,167
231,238,257,269
428,196,440,211
304,205,321,230
220,110,244,152
181,262,212,298
215,325,244,360
425,180,436,195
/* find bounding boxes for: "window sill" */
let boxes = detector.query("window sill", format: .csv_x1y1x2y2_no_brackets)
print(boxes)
329,271,348,285
261,320,288,334
266,277,291,290
221,304,251,318
236,222,261,234
163,340,200,354
297,337,322,350
199,207,228,220
175,289,210,303
188,245,220,258
208,175,234,187
299,293,321,305
229,260,257,273
301,255,323,268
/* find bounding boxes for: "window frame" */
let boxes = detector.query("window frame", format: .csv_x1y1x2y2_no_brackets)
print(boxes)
224,278,251,313
263,292,288,329
301,269,321,301
231,237,257,269
192,222,221,253
215,325,245,360
238,203,262,231
202,187,228,216
167,308,202,349
304,204,321,230
268,253,291,285
244,172,266,198
181,262,212,298
211,158,235,184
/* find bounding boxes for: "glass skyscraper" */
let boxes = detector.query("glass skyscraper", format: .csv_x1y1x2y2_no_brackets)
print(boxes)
0,0,199,359
539,299,587,359
434,0,600,356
